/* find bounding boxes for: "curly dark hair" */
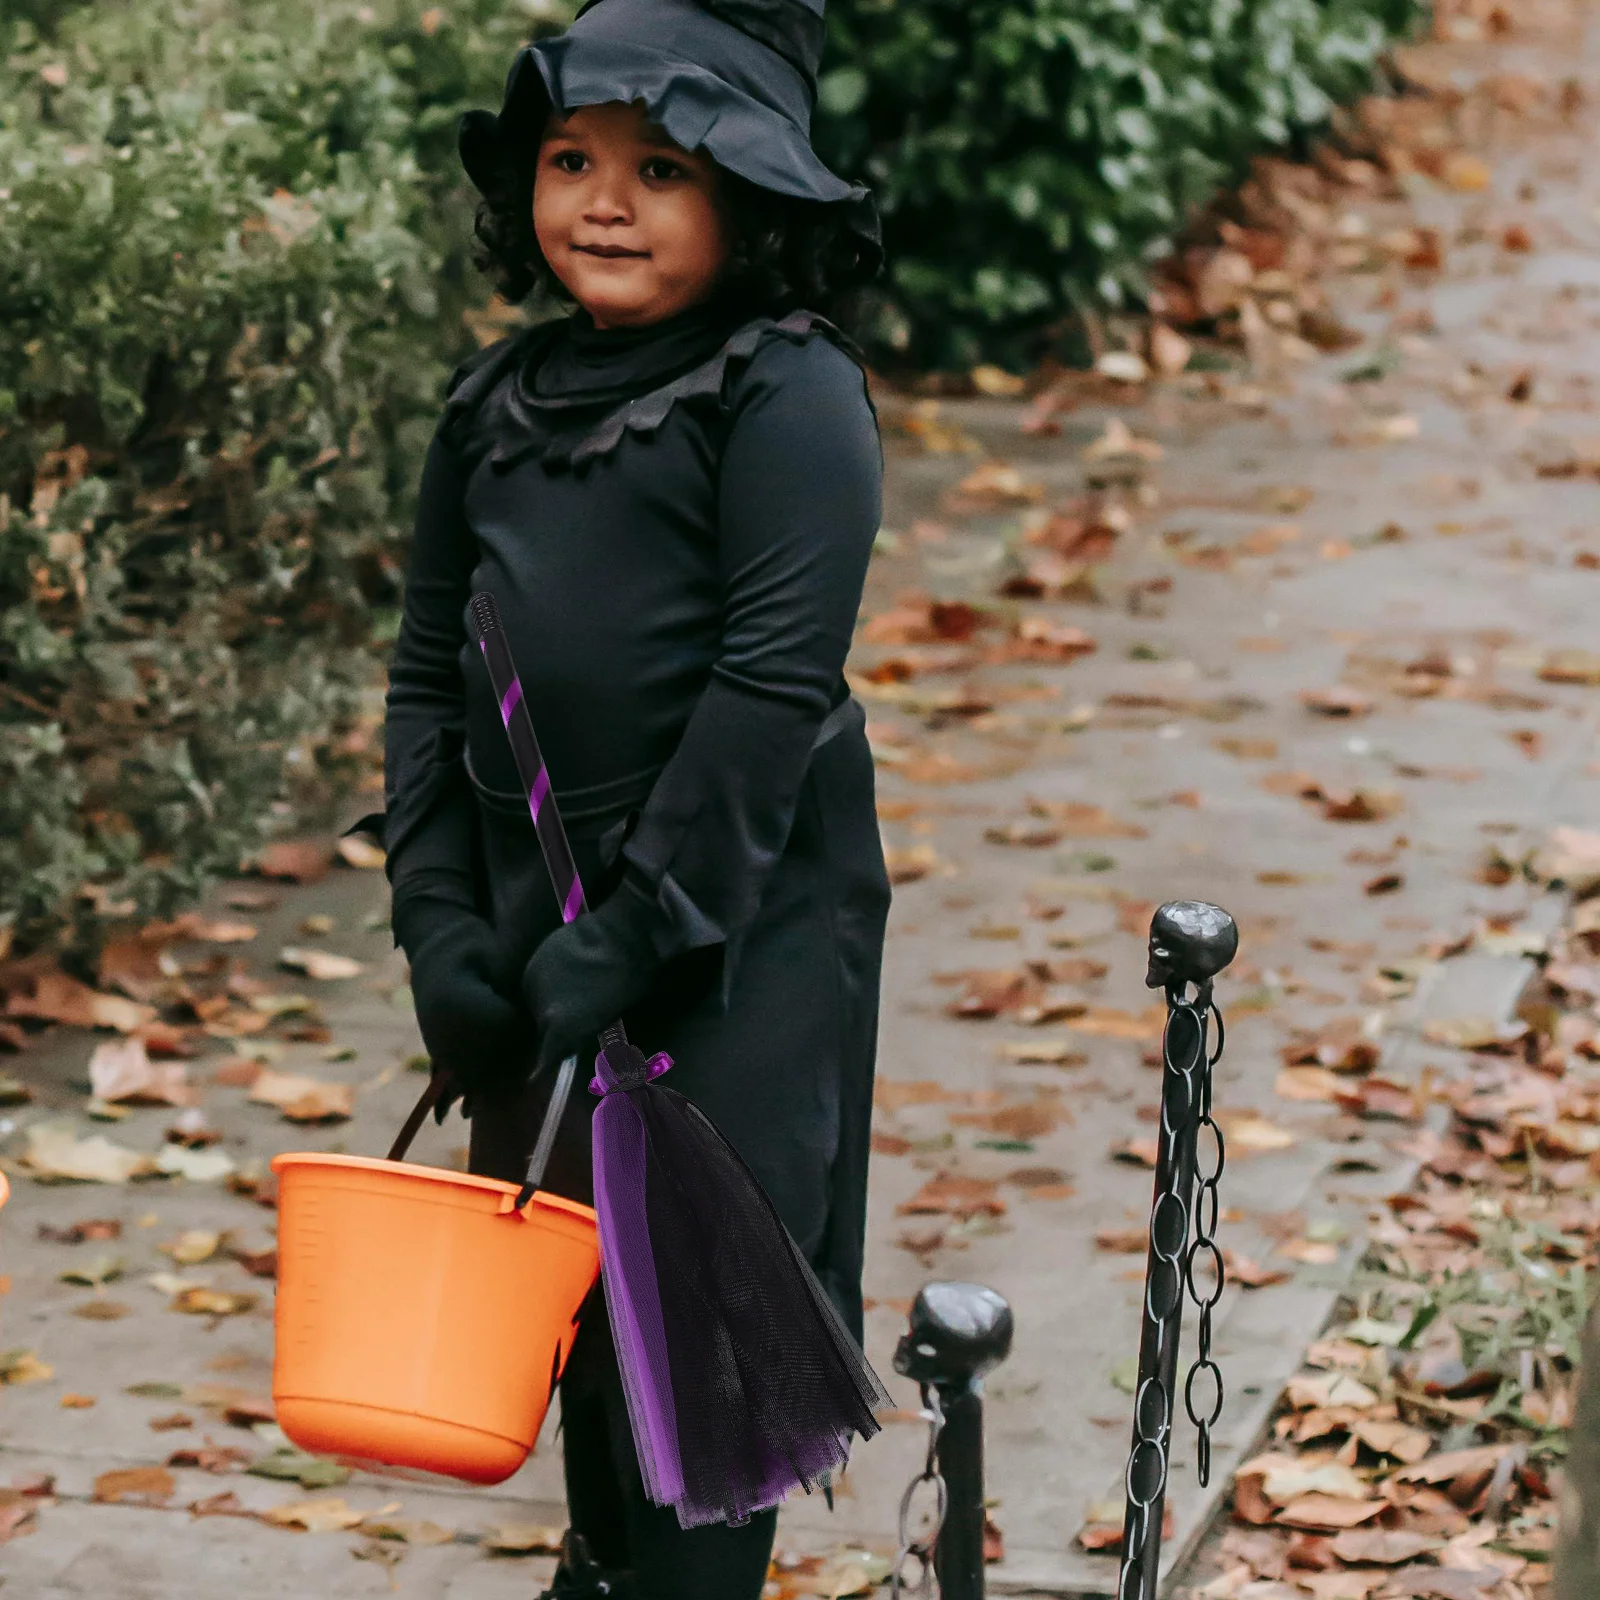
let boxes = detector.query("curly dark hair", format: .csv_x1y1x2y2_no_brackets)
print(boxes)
470,149,879,327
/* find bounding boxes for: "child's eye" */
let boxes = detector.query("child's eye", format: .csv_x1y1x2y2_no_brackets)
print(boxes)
641,157,686,182
550,148,587,174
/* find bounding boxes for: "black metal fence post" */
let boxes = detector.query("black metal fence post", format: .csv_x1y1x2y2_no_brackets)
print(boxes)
892,1282,1014,1600
1116,902,1238,1600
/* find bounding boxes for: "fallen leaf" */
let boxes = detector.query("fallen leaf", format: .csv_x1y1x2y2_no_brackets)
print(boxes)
249,841,334,884
485,1523,567,1555
1301,686,1374,717
1095,1227,1149,1253
171,1288,257,1317
1,1350,55,1385
88,1037,196,1107
93,1466,174,1505
1068,1007,1165,1042
359,1515,454,1546
896,1174,1007,1219
277,948,364,982
1226,1253,1292,1289
1214,1109,1299,1153
248,1070,352,1124
189,1491,248,1518
59,1253,124,1287
162,1230,220,1266
1083,417,1164,463
1111,1137,1160,1168
261,1495,367,1533
1025,797,1147,837
998,1038,1087,1066
72,1299,131,1321
335,836,385,870
154,1145,236,1182
884,845,947,885
19,1123,154,1183
7,973,156,1034
948,460,1044,507
166,1443,250,1473
1275,1493,1384,1531
38,1216,122,1243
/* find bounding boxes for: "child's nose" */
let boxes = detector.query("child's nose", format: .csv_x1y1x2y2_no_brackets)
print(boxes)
582,176,633,225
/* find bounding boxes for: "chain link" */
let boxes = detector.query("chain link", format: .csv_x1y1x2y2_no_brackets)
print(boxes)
1117,982,1228,1600
1184,1001,1226,1487
889,1384,947,1600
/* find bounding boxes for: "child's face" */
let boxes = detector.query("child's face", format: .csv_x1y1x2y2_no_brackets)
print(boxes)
534,101,731,329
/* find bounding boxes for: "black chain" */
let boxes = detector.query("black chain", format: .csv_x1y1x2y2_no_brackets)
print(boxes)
1116,979,1228,1600
1183,1001,1226,1487
890,1384,947,1599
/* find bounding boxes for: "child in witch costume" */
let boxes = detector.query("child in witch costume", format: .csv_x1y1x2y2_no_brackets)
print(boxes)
373,1,892,1595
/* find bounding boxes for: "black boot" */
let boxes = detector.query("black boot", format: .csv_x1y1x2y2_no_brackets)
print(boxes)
539,1531,637,1600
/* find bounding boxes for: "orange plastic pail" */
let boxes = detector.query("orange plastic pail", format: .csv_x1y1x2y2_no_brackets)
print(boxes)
270,1153,599,1484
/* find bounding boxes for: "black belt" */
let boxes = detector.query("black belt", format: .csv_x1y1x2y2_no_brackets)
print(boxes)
349,694,867,854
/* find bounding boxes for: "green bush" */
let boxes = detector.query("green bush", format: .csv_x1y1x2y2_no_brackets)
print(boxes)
0,0,550,955
816,0,1426,370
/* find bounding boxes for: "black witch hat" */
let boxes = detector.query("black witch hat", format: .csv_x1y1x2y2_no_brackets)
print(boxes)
458,0,879,268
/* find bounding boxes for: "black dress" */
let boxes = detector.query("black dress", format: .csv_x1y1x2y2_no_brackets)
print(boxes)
380,296,892,1592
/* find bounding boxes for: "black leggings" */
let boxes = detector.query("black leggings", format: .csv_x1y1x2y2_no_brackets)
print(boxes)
559,1293,778,1600
469,1073,777,1600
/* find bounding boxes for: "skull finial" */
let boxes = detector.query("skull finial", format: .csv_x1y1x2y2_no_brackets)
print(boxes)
1145,901,1238,992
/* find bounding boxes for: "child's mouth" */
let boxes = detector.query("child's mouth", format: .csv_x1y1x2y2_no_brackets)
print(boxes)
574,244,649,259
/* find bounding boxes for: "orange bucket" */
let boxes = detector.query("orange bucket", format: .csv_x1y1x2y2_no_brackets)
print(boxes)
270,1151,598,1484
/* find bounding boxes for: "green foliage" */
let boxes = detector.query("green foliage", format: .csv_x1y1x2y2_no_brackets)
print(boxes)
815,0,1426,369
0,0,551,955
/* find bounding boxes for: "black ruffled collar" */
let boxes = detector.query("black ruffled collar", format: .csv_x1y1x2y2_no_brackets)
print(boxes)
443,305,852,474
526,296,751,412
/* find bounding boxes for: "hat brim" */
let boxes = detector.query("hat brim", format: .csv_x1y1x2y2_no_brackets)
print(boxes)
458,41,880,266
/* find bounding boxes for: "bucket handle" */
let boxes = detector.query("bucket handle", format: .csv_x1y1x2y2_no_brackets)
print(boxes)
384,1054,581,1207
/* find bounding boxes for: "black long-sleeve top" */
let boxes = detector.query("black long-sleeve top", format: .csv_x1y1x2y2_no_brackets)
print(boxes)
381,303,884,1003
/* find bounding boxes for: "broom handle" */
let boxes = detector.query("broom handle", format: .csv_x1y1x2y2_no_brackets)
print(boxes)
470,591,628,1207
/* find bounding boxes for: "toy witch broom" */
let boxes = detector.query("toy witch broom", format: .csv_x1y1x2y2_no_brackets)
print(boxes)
469,591,889,1530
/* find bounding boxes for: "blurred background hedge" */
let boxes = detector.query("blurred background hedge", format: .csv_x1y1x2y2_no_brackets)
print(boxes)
818,0,1426,368
0,0,1422,957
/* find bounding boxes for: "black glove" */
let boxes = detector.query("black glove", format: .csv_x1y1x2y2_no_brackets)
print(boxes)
393,892,528,1121
521,868,664,1078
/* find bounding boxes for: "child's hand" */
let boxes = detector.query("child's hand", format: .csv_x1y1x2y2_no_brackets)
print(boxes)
521,870,662,1076
395,899,528,1111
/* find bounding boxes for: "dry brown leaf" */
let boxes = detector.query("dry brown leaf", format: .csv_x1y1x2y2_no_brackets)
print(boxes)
1329,1528,1442,1565
7,973,156,1034
277,947,364,982
486,1522,566,1555
948,460,1044,507
884,845,947,885
861,597,992,645
20,1123,153,1183
1067,1007,1165,1042
88,1037,196,1107
171,1288,258,1317
1025,797,1147,837
874,1080,957,1112
1300,686,1374,717
247,1069,352,1124
93,1466,174,1505
335,835,385,870
1214,1109,1299,1154
896,1173,1007,1220
262,1495,367,1533
249,841,334,883
1095,1227,1149,1253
